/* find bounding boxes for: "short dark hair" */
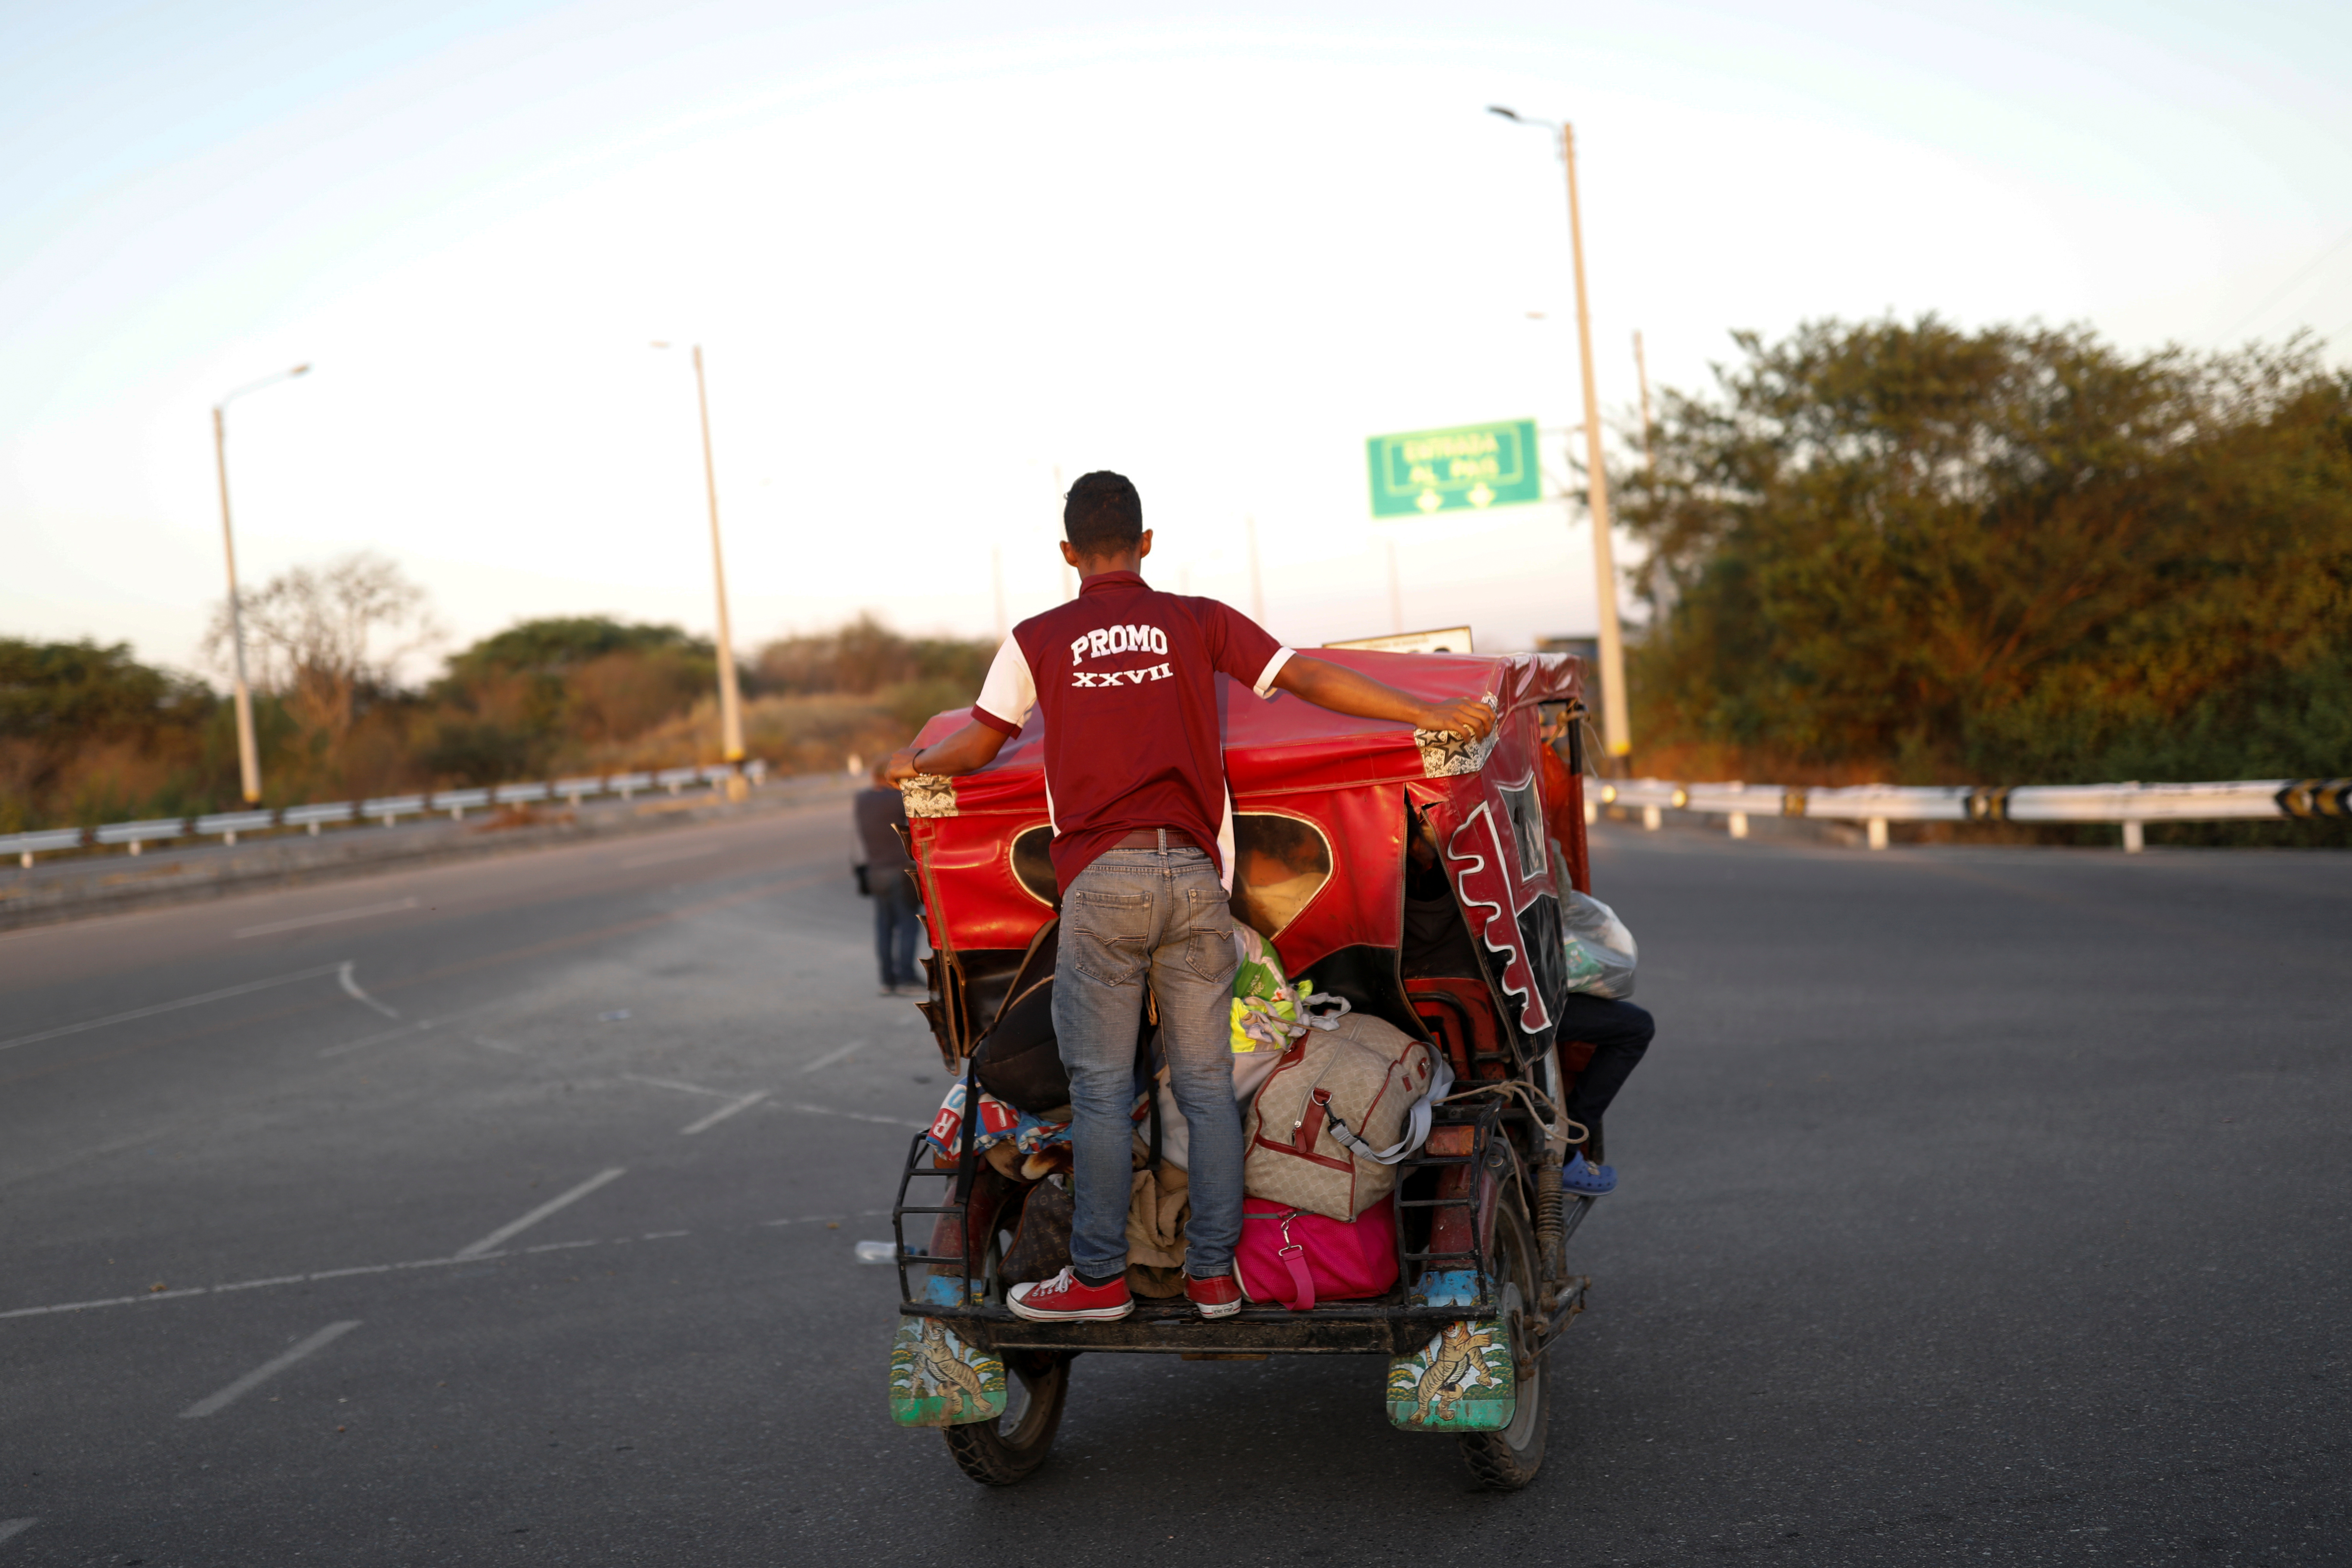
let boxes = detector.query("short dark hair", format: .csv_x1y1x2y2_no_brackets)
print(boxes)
1063,471,1142,558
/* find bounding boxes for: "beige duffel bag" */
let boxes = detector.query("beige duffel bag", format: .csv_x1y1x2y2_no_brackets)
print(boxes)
1242,1004,1450,1221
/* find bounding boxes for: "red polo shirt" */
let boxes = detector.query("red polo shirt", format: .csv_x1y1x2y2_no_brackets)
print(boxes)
971,571,1292,892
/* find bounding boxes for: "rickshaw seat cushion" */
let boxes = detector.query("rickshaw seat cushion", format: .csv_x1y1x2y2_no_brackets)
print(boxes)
1405,977,1503,1083
1236,1194,1398,1311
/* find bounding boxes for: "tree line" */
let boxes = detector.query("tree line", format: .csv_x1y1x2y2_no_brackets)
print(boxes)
10,316,2343,843
1614,317,2350,843
0,577,992,833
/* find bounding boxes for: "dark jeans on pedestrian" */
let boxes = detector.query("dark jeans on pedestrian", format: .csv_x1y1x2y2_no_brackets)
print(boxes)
873,871,923,989
1555,992,1654,1163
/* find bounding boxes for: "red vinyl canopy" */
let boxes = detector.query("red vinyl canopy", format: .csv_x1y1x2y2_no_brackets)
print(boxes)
909,649,1583,810
904,650,1583,968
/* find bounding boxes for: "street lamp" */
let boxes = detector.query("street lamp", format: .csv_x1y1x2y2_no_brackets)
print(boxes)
651,342,748,799
1488,105,1632,765
212,362,312,804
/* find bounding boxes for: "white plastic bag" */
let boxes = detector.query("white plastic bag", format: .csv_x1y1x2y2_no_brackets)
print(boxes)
1561,890,1638,1000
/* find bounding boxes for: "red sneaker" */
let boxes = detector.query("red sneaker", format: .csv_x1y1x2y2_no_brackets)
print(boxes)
1186,1268,1243,1320
1007,1267,1132,1322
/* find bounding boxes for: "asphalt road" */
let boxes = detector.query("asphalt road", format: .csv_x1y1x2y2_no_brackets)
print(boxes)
2,802,2344,1565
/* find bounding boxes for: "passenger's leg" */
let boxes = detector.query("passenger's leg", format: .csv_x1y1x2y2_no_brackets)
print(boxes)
1555,994,1655,1163
1148,857,1241,1276
1051,855,1157,1285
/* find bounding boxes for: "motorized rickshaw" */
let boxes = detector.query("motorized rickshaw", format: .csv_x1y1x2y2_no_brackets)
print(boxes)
885,649,1601,1490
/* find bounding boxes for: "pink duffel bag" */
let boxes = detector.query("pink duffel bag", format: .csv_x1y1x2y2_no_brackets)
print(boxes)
1234,1194,1398,1312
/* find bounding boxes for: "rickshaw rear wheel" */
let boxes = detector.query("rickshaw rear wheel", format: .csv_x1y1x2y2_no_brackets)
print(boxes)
942,1349,1073,1486
1457,1190,1549,1491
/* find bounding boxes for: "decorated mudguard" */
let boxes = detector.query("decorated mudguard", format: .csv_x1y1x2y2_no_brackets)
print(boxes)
888,1276,1007,1428
1386,1267,1516,1433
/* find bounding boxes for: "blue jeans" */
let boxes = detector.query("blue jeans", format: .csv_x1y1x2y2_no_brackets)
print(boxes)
1051,845,1240,1282
873,872,923,988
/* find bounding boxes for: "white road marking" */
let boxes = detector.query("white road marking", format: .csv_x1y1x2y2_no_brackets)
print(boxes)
235,898,419,939
179,1320,361,1418
3,1250,521,1320
337,962,400,1019
0,1219,914,1321
0,963,345,1055
318,1020,433,1059
620,1072,733,1100
680,1091,770,1135
770,1099,930,1129
453,1168,627,1260
0,1519,35,1546
320,996,515,1058
798,1039,868,1072
620,843,724,870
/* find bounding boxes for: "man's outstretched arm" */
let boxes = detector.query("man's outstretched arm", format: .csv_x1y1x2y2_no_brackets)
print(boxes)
1271,655,1497,739
884,720,1008,782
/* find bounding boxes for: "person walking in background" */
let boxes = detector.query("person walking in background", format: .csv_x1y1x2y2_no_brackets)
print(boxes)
855,761,924,995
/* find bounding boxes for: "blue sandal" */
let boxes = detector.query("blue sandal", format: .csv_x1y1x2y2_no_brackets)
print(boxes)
1561,1151,1617,1197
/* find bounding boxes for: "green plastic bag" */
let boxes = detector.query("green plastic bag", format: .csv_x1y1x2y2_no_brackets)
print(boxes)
1230,924,1300,1055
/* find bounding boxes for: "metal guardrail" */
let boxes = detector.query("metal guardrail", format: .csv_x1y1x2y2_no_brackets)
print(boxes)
0,758,774,867
91,818,188,854
1592,776,2350,853
194,810,273,844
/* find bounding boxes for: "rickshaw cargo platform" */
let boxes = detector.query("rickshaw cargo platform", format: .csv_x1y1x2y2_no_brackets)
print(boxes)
911,1278,1590,1357
884,646,1611,1491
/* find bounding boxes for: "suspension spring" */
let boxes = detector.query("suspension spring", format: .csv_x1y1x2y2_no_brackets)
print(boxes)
1535,1158,1565,1259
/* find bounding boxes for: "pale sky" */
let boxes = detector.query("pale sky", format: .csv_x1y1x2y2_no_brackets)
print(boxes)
6,0,2348,684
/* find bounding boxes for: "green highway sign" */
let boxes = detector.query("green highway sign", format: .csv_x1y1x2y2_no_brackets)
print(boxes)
1366,419,1543,518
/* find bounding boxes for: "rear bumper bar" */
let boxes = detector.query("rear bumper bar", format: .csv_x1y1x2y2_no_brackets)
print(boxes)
905,1277,1588,1357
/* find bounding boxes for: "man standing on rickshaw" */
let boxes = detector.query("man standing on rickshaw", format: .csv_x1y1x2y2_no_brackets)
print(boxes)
887,472,1496,1323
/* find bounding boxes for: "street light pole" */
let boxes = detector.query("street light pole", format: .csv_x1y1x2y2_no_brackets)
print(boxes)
211,363,311,805
657,342,749,799
690,346,747,790
1490,107,1632,765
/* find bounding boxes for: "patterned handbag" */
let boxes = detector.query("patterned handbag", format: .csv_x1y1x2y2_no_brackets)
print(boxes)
1241,1010,1446,1221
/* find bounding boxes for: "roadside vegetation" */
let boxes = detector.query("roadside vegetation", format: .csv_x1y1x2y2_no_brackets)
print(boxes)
10,316,2343,846
0,573,991,832
1613,318,2352,844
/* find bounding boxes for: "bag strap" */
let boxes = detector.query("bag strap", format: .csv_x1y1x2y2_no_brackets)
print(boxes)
1296,992,1351,1033
1276,1211,1316,1312
987,916,1061,1035
951,1051,984,1206
1316,1047,1456,1166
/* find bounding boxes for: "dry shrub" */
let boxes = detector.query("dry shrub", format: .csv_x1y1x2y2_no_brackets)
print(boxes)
574,692,920,778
